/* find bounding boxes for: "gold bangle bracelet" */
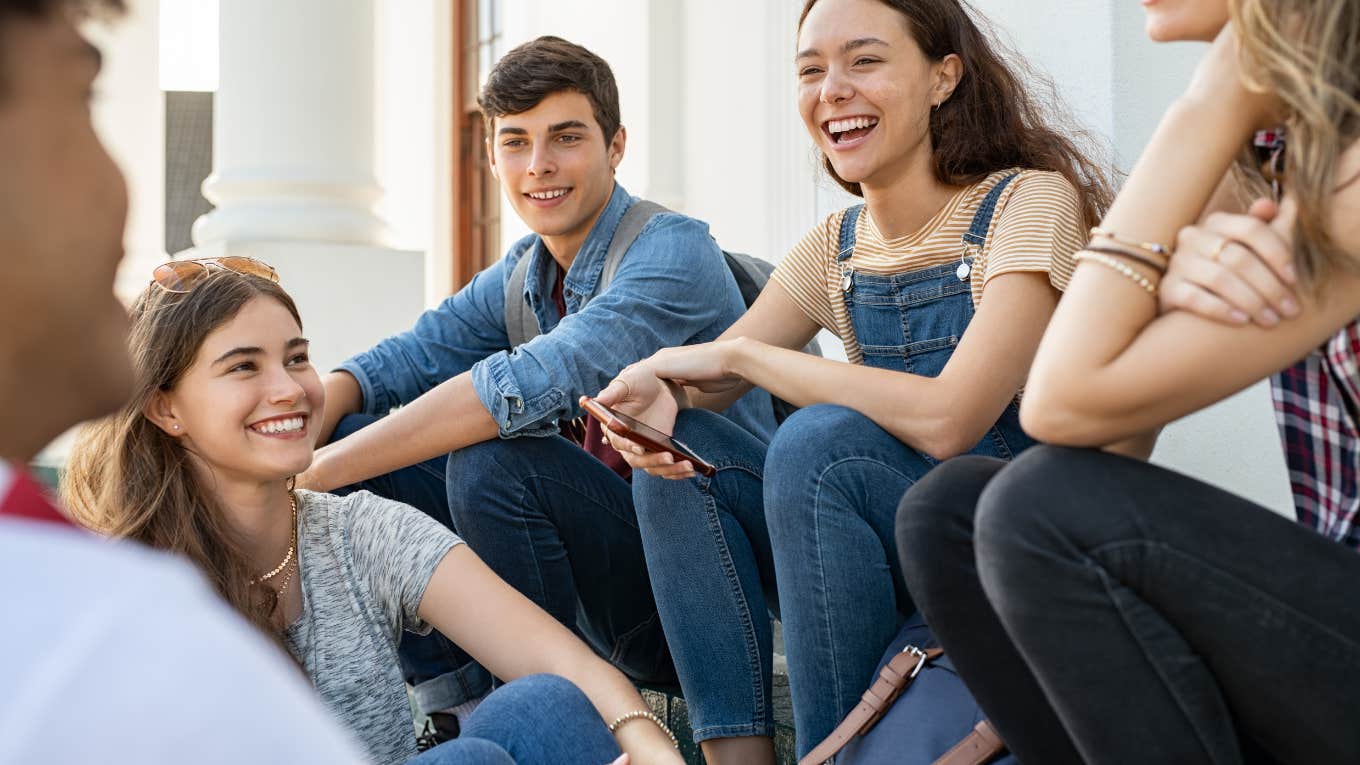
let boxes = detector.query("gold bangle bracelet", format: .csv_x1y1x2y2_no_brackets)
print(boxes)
608,709,680,749
1089,227,1173,258
1082,244,1168,274
1075,250,1159,295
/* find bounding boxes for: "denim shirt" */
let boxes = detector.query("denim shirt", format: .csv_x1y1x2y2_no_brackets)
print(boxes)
338,184,776,443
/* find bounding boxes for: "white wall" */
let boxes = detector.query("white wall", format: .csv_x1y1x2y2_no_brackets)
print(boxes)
374,0,438,291
88,0,165,302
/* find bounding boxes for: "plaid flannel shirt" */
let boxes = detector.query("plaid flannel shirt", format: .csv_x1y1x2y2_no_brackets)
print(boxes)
1271,317,1360,551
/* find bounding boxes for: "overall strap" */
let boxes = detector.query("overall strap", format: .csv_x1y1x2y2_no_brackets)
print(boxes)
837,204,864,263
960,172,1019,250
504,254,537,350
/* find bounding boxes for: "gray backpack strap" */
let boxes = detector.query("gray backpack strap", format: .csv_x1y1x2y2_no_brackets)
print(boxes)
503,199,668,348
503,253,537,350
592,200,669,301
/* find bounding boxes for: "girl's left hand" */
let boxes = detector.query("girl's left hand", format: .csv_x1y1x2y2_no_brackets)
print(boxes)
1162,199,1300,326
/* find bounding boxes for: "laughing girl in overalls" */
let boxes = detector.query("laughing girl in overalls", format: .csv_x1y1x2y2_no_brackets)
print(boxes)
592,0,1112,762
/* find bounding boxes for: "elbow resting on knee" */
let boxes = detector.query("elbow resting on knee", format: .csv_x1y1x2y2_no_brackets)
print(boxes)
913,417,989,463
1018,391,1113,448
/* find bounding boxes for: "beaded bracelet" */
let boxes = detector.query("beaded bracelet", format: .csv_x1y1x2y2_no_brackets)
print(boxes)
1082,244,1168,274
1074,250,1158,295
1089,227,1173,258
609,709,680,749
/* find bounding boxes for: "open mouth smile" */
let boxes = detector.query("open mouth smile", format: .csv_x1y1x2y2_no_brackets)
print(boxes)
248,413,309,438
823,115,880,148
524,187,573,207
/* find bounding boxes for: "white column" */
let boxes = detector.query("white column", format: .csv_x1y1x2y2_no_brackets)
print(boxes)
193,0,388,246
185,0,424,373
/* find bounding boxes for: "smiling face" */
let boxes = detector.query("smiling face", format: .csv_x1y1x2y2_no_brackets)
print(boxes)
1140,0,1229,42
796,0,960,193
488,90,626,260
0,8,132,458
150,296,324,488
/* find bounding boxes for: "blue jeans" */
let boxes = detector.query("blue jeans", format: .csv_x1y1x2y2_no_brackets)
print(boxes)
633,404,929,751
333,415,674,714
411,674,621,765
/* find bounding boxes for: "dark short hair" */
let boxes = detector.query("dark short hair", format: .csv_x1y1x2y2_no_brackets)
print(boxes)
478,36,621,142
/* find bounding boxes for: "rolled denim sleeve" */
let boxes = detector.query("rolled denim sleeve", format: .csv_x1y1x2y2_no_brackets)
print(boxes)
336,249,520,415
471,215,736,438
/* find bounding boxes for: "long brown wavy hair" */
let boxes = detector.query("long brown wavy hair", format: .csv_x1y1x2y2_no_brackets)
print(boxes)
1234,0,1360,289
798,0,1113,229
63,272,302,645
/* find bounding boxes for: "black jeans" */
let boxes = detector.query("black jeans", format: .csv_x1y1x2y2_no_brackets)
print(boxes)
896,446,1360,765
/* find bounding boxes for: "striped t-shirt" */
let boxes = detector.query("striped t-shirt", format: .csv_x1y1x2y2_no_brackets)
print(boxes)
771,169,1085,364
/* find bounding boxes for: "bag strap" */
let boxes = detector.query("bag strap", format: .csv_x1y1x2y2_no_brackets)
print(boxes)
798,645,944,765
935,720,1007,765
594,199,669,301
503,199,668,349
797,646,1007,765
504,253,536,350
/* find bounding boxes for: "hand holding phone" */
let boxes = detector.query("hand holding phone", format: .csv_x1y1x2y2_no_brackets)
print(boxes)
579,396,716,477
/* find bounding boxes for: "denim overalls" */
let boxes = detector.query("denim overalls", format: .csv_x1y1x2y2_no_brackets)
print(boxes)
836,173,1036,461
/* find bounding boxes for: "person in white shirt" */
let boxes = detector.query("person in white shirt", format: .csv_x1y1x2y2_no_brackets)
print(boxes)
0,3,363,762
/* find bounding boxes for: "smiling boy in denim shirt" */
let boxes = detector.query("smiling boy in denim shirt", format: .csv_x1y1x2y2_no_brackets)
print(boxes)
300,36,775,730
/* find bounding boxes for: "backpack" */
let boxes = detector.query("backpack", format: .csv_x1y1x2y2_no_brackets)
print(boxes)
503,200,822,423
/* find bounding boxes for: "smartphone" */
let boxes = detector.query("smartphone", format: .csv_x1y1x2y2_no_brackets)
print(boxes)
579,396,717,477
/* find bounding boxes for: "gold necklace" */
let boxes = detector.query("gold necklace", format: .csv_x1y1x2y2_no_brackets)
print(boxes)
250,491,297,585
273,556,298,595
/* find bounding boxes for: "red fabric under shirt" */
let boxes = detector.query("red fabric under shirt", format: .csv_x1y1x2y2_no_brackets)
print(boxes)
551,271,632,481
0,465,73,526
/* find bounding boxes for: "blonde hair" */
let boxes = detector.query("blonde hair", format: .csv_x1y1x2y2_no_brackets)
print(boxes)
1234,0,1360,289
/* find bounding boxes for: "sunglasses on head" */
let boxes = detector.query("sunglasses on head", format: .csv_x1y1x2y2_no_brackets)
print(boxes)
150,256,279,293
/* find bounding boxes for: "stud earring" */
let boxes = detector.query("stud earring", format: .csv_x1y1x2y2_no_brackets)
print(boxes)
173,424,181,431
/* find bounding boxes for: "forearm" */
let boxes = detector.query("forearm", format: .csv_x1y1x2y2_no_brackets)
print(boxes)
421,549,679,763
307,373,497,490
316,371,363,446
730,339,976,459
685,382,754,413
1026,99,1266,433
552,656,678,759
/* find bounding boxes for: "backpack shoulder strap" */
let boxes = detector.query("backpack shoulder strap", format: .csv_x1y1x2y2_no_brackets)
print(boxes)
503,253,537,350
837,204,864,263
960,172,1020,250
594,199,670,299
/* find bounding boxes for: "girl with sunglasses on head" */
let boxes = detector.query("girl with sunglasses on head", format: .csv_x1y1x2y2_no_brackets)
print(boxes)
897,1,1360,763
591,0,1115,761
63,259,684,765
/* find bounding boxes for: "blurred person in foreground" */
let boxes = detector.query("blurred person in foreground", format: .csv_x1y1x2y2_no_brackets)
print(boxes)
0,2,366,761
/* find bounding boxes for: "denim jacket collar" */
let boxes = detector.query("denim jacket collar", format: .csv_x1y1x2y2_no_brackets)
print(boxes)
523,182,633,325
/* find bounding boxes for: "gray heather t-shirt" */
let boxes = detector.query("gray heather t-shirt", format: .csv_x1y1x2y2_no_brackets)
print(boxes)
284,490,462,765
